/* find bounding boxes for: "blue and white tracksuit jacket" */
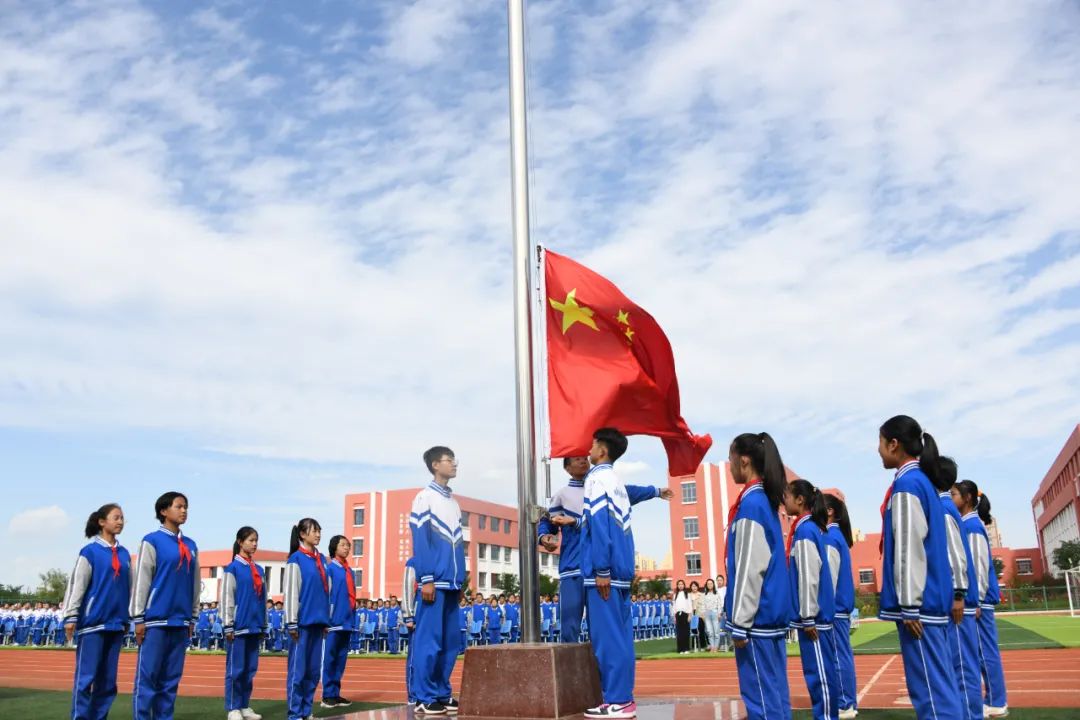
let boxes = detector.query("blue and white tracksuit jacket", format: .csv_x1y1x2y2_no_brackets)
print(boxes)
964,511,1007,709
409,482,466,590
825,523,857,712
284,547,330,720
940,495,982,720
881,461,962,720
789,516,840,720
725,483,793,720
221,556,267,713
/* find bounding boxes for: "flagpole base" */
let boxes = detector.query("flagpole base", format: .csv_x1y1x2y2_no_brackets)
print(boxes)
458,642,602,719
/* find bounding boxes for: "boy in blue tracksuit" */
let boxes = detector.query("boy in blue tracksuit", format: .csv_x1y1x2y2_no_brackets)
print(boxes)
408,445,467,715
539,455,671,646
221,527,268,720
402,558,419,704
284,518,330,720
785,481,840,720
322,535,357,709
130,492,201,720
725,433,794,720
954,480,1008,718
823,494,858,719
505,595,520,643
387,597,402,653
878,416,962,720
550,428,663,719
64,504,132,720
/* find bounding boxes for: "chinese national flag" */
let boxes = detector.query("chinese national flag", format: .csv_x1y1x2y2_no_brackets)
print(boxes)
545,250,712,476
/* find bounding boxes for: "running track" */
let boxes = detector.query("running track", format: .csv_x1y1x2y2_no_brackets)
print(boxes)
1,648,1078,709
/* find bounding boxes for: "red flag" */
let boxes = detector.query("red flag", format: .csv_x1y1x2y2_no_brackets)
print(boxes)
544,250,712,476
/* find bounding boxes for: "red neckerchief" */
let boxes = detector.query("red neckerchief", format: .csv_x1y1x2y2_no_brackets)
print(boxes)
786,513,810,564
108,541,121,578
878,483,895,555
240,554,263,598
299,546,328,593
727,479,761,540
335,558,356,610
176,532,192,571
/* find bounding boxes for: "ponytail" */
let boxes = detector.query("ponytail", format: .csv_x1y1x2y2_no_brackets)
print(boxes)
919,432,941,489
954,480,993,525
823,493,854,547
731,431,787,511
976,491,993,525
880,415,941,486
232,526,257,556
289,518,321,555
787,479,827,530
84,503,120,539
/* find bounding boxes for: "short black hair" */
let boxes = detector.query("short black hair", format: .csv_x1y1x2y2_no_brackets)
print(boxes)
563,457,572,469
328,535,348,557
593,427,628,462
423,446,454,475
154,492,188,523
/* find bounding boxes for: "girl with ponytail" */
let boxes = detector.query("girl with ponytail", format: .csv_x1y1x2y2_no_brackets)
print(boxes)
283,518,329,720
784,481,840,720
63,504,131,720
221,527,266,720
952,480,1008,717
877,416,962,719
724,432,794,719
823,494,858,718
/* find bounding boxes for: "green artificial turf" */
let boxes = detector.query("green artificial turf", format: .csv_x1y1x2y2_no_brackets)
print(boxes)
0,686,388,719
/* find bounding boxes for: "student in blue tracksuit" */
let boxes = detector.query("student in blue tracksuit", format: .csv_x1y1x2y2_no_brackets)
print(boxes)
408,445,467,715
878,415,962,720
131,492,200,720
486,597,504,645
785,480,841,720
540,455,671,646
725,432,794,720
387,596,402,653
221,526,268,720
64,503,132,720
823,493,858,720
271,602,285,652
402,558,419,704
284,518,330,720
322,535,356,709
506,595,520,643
932,459,982,720
550,428,667,719
954,480,1009,719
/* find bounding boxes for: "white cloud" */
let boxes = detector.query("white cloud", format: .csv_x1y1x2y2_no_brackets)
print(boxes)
8,506,68,536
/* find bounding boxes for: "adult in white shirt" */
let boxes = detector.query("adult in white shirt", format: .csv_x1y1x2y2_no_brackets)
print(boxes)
672,581,692,654
700,579,723,651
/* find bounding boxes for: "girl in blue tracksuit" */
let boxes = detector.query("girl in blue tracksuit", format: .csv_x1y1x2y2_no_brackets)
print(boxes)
486,597,504,645
322,535,356,709
284,518,330,720
63,504,132,720
221,526,268,720
823,493,858,719
785,480,841,720
954,480,1008,718
877,416,962,720
725,432,794,720
131,491,201,720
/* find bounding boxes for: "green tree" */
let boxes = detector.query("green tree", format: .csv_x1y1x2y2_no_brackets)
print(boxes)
0,583,27,600
497,573,521,596
36,569,68,603
1052,540,1080,573
993,557,1005,578
538,574,560,597
643,575,671,596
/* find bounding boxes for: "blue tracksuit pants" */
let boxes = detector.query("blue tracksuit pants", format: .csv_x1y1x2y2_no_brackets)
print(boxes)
977,607,1007,708
133,626,188,720
409,589,462,704
389,627,400,653
71,630,123,720
322,630,351,699
897,621,962,720
951,614,982,720
832,615,857,711
559,575,585,643
586,586,633,704
225,634,261,711
405,625,416,703
798,627,840,720
734,633,790,720
287,626,325,720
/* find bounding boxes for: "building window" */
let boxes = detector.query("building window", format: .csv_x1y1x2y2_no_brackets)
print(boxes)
1016,558,1033,575
353,507,365,526
504,518,512,533
354,569,363,588
858,569,875,585
681,481,697,504
503,546,511,562
478,515,487,530
685,552,702,576
478,543,487,559
479,572,487,588
541,553,548,567
491,515,500,531
353,538,364,557
461,511,470,527
683,517,700,540
491,573,500,589
463,541,470,555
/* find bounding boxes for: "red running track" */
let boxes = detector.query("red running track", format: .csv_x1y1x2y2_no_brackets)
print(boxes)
1,648,1078,709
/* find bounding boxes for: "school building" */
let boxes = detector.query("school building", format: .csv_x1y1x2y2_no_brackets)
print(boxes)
196,549,290,605
1032,424,1080,576
341,489,559,600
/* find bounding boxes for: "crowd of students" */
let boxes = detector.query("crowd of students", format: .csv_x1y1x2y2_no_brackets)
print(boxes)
56,418,1009,720
0,603,67,646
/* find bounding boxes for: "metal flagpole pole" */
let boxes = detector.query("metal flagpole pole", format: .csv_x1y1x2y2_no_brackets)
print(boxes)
507,0,541,643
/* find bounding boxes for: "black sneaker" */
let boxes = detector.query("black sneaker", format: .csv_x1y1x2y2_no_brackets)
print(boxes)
415,702,448,715
320,697,341,708
439,698,459,714
337,696,353,707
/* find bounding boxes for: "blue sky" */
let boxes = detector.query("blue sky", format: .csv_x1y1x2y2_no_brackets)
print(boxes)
2,0,1079,589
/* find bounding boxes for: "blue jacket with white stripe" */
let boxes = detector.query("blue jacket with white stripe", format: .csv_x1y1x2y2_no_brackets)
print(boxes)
130,527,200,628
824,524,855,616
939,493,979,611
62,537,132,635
787,515,835,627
963,512,1001,607
580,464,641,588
410,481,466,590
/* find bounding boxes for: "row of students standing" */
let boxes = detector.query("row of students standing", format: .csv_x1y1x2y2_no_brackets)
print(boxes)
0,604,66,646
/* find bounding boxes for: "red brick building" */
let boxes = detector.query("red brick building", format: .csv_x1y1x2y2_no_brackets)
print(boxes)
1032,424,1080,576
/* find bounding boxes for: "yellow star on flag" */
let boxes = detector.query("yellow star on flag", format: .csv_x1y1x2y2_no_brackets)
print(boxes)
616,309,630,325
624,326,635,343
549,289,599,334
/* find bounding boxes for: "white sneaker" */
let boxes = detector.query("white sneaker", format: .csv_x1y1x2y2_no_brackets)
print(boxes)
839,708,857,720
240,710,263,720
227,711,243,720
985,706,1009,718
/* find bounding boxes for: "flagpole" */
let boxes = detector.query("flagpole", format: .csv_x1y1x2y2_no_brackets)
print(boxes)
507,0,541,643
